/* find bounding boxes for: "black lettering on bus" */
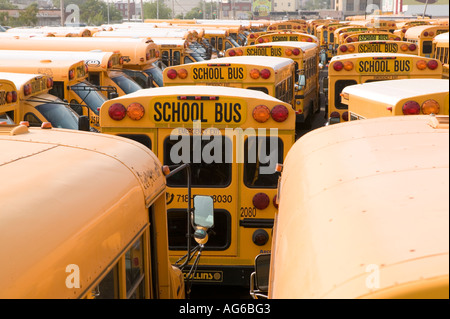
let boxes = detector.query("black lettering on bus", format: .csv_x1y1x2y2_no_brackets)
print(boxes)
154,102,162,121
394,60,410,72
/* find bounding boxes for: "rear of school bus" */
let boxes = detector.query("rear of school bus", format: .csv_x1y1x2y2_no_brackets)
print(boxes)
99,85,296,287
0,124,184,299
162,56,296,107
327,53,443,125
405,25,450,57
224,42,320,127
342,79,449,120
269,115,449,298
337,40,419,56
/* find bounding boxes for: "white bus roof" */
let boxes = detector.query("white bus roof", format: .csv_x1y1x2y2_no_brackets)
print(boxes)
110,85,287,103
188,55,294,69
0,72,48,88
434,32,449,42
342,79,449,105
252,41,318,51
0,50,116,63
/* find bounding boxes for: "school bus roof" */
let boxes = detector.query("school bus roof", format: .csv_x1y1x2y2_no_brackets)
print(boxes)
434,32,449,42
0,59,85,79
252,41,318,51
273,115,449,299
0,125,165,298
405,25,449,38
342,79,449,105
151,38,187,46
0,71,47,88
187,55,294,69
107,85,287,103
0,50,119,70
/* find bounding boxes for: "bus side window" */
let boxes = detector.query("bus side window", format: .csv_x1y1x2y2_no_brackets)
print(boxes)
211,37,216,50
162,51,169,66
423,41,433,55
23,112,42,127
125,236,145,299
95,264,119,299
184,56,195,64
70,99,83,116
218,38,223,51
225,41,233,51
88,72,101,86
173,51,181,65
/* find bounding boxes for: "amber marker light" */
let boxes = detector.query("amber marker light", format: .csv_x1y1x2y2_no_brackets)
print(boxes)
127,103,145,120
421,99,440,115
252,105,270,123
416,60,427,70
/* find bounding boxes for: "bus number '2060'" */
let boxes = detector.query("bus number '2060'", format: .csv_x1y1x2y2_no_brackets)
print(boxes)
240,207,257,217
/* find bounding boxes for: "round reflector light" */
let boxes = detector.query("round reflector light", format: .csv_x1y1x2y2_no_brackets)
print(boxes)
427,60,439,70
402,101,421,115
178,68,188,79
250,68,260,79
166,69,178,79
421,99,440,115
252,193,270,210
253,105,271,123
271,105,289,122
127,103,145,120
108,103,127,120
252,229,269,246
333,61,344,71
260,68,271,79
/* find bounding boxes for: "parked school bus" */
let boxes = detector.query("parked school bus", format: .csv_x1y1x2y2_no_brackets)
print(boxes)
225,42,320,127
337,40,419,55
343,32,401,44
0,36,161,89
255,31,319,45
0,72,88,130
99,85,296,287
433,32,449,79
405,25,449,57
163,56,296,107
252,115,449,299
0,58,106,130
326,53,443,125
0,50,142,98
341,79,449,120
0,123,186,298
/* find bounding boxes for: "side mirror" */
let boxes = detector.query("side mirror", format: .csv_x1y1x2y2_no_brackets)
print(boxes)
193,195,214,229
108,91,119,100
250,253,271,299
78,115,90,131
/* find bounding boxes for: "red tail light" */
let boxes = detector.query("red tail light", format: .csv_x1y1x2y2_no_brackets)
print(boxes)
108,103,127,120
292,48,300,56
260,68,271,79
342,111,349,121
427,60,439,70
333,61,344,71
409,43,417,51
228,49,236,56
257,38,264,43
402,101,421,115
68,69,75,80
271,105,289,122
253,193,270,210
108,59,113,68
273,195,278,208
47,77,53,88
23,84,32,96
330,111,340,119
166,69,178,79
340,45,348,52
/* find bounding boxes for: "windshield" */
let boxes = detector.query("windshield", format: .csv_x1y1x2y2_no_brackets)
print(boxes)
35,102,79,130
110,72,143,94
70,81,106,115
227,37,240,48
144,66,164,87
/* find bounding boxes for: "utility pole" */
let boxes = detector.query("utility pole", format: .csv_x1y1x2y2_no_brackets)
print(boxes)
60,0,64,26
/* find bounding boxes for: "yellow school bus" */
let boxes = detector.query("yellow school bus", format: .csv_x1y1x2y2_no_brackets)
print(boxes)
0,122,186,299
163,56,296,106
246,31,268,46
224,42,320,127
434,32,449,79
343,32,401,44
341,79,449,120
326,53,443,125
333,26,371,53
266,21,308,33
151,38,206,67
0,58,106,130
255,31,319,45
0,72,89,130
395,20,432,41
253,115,449,299
337,40,419,55
316,23,349,60
0,36,161,89
99,85,296,287
405,25,450,57
0,50,142,98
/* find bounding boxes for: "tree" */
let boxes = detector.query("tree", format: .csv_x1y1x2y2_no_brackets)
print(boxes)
184,1,217,20
16,2,39,27
142,0,172,19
